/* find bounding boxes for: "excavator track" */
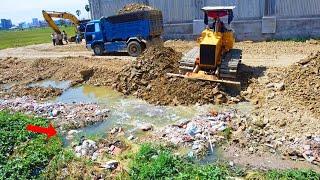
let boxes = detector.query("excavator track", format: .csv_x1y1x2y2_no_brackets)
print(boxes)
179,47,199,74
219,49,242,79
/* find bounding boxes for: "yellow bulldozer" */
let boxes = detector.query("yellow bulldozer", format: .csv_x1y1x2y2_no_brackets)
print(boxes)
168,6,242,86
42,10,89,45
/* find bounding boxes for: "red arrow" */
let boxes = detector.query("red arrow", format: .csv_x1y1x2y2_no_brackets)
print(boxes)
26,123,57,139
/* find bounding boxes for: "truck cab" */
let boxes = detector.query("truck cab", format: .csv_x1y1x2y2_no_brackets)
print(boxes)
85,21,105,55
85,10,163,57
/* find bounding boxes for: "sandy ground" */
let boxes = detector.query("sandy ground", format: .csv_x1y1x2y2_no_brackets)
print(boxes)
0,43,135,61
165,40,320,67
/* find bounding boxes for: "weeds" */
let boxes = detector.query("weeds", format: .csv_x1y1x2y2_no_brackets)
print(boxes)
0,111,62,179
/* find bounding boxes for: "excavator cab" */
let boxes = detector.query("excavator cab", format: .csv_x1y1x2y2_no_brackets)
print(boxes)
168,6,241,86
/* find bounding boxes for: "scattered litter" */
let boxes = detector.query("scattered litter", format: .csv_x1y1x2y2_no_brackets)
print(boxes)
0,96,109,130
101,160,119,170
159,109,237,158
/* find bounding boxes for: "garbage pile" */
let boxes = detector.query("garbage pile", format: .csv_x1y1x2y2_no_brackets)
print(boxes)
118,3,154,14
283,51,320,116
286,137,320,164
0,97,109,130
158,109,237,158
114,46,228,105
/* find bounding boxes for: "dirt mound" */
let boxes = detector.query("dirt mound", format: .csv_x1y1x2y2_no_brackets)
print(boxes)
284,52,320,116
5,86,62,100
118,3,154,14
114,46,228,105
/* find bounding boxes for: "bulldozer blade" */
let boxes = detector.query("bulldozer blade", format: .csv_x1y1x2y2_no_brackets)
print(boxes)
166,73,241,86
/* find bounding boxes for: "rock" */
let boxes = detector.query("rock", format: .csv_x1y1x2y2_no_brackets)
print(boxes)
51,109,59,117
249,147,254,153
139,124,153,131
230,97,241,103
108,145,122,155
274,82,285,91
279,121,287,127
303,154,315,163
67,129,80,136
229,161,234,167
92,152,99,161
185,123,198,136
253,117,267,128
101,160,119,170
128,135,135,140
110,127,118,134
267,93,275,99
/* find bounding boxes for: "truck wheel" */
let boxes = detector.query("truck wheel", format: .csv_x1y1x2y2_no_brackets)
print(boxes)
93,44,104,56
128,41,142,57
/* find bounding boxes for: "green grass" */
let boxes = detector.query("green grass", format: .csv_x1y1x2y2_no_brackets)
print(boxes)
128,144,320,180
0,111,62,179
0,27,76,50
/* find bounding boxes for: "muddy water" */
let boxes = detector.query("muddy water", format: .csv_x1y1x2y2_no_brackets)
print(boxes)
53,84,253,140
55,85,213,136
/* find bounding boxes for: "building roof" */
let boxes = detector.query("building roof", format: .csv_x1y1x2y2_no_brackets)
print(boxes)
201,6,236,11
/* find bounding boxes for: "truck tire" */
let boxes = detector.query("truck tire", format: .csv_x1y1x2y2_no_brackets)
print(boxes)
93,44,104,56
127,41,142,57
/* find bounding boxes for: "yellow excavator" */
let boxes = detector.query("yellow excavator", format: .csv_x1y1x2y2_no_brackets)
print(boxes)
168,6,242,86
42,10,89,45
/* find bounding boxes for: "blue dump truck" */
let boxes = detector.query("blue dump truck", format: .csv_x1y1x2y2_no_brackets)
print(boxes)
85,10,163,56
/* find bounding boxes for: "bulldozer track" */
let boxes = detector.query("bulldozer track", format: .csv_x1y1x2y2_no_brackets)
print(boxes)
179,47,199,74
220,49,242,79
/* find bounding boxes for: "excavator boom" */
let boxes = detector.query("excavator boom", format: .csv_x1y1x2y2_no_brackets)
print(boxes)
42,10,80,35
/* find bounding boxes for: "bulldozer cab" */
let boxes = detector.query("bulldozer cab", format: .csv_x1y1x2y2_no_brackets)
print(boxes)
202,6,235,32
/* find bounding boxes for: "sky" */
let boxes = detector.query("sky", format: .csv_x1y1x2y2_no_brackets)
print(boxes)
0,0,89,25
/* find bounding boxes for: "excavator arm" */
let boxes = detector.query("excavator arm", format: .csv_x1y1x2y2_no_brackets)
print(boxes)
42,10,80,35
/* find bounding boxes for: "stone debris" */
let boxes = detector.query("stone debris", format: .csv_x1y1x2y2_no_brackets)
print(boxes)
66,129,81,140
114,46,229,106
101,160,119,170
75,139,99,160
159,109,237,157
118,3,154,14
0,96,109,130
138,123,153,131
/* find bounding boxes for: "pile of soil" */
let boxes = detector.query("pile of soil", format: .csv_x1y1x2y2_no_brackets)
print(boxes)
113,46,228,105
0,57,128,99
284,52,320,116
7,86,62,100
118,3,154,14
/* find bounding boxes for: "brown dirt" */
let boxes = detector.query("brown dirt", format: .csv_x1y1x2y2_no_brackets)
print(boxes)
0,56,129,100
232,51,320,165
113,46,229,106
5,86,62,100
283,52,320,116
164,40,198,53
118,3,154,14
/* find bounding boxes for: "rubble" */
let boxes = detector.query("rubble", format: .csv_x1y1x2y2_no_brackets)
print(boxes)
118,3,154,14
114,46,229,106
75,139,98,160
158,109,237,158
138,123,153,131
0,97,109,130
101,160,119,170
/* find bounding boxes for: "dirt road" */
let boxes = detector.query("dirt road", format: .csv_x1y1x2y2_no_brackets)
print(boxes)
0,43,135,61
